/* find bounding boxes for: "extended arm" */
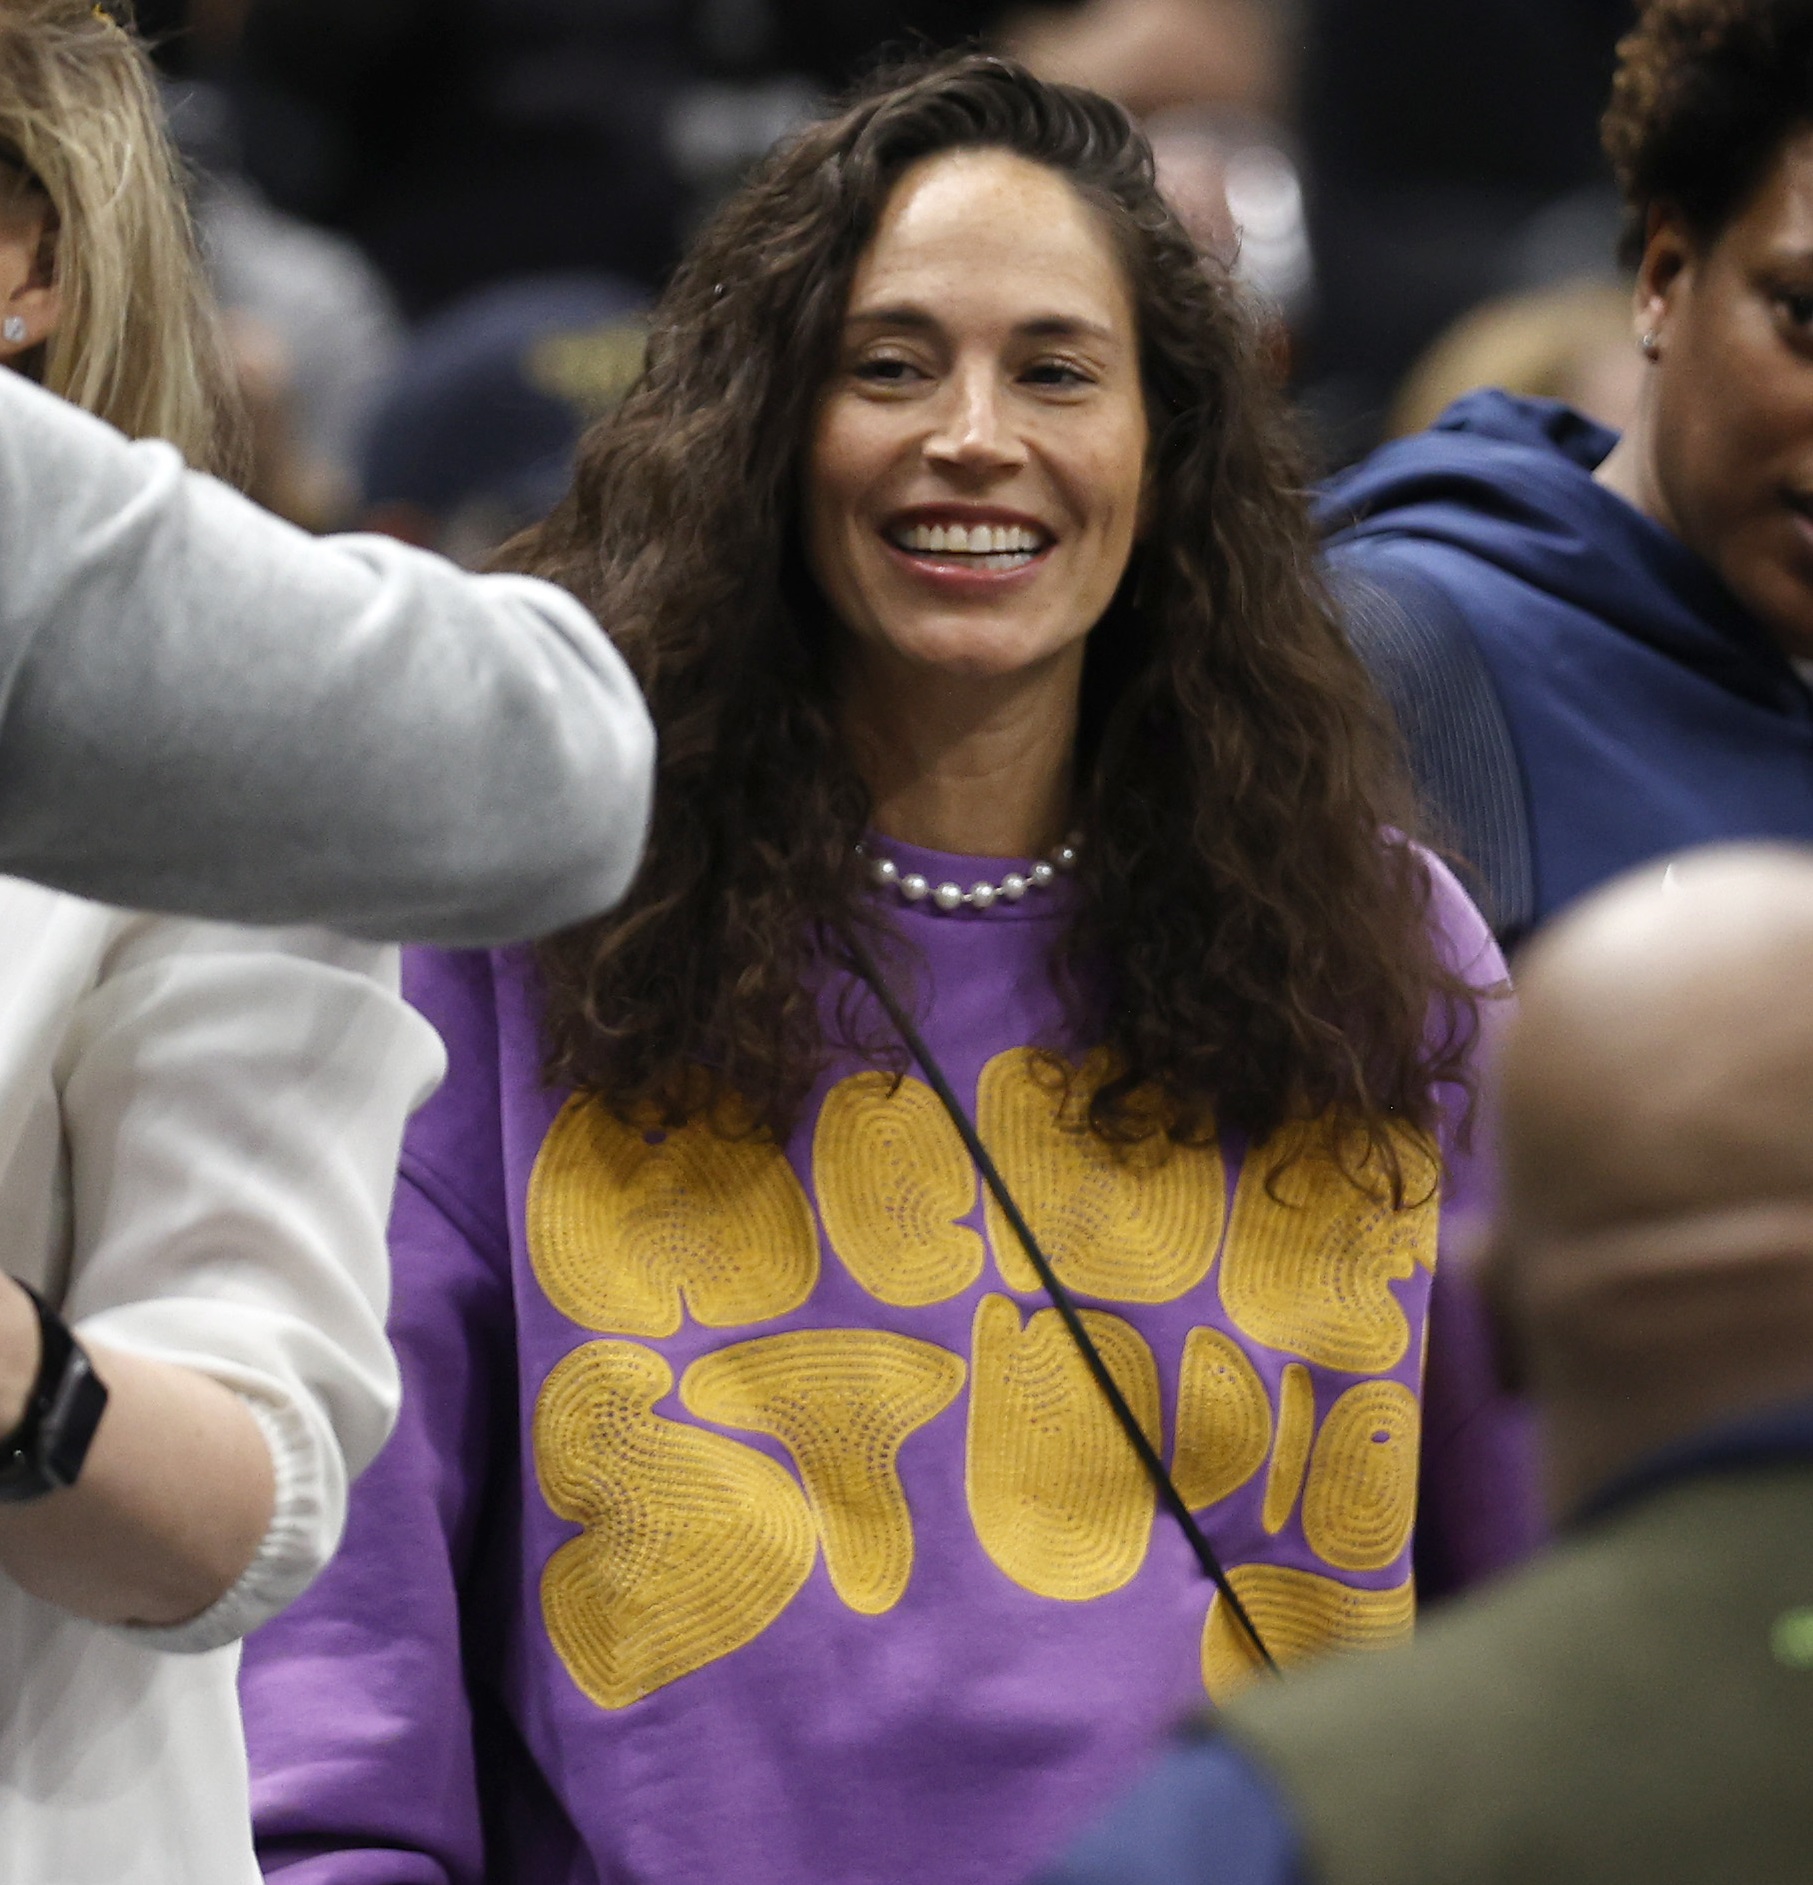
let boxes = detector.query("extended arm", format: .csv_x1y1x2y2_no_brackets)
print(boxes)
8,912,442,1652
0,370,653,943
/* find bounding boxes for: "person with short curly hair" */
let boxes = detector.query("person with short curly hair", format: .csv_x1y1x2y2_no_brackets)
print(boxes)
239,52,1531,1885
1603,0,1813,268
1321,0,1813,951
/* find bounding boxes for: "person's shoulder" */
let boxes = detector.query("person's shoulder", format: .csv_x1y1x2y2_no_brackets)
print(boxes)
1229,1489,1700,1753
1325,540,1493,683
1320,395,1620,632
1222,1476,1805,1879
1325,530,1470,589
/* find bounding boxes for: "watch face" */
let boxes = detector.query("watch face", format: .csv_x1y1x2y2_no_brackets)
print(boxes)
42,1347,108,1491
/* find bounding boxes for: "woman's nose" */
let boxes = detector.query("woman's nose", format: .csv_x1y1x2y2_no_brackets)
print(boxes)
923,370,1026,475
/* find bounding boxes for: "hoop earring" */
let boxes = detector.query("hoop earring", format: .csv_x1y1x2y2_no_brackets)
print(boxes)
1,317,26,345
1640,330,1662,361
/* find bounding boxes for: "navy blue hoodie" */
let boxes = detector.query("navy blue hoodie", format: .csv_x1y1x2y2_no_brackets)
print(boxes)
1317,390,1813,934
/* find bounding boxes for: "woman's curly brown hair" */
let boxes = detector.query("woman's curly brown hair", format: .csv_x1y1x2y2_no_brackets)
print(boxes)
508,52,1477,1187
1605,0,1813,266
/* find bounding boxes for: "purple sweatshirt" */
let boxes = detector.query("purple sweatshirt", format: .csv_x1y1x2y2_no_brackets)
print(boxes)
242,840,1534,1885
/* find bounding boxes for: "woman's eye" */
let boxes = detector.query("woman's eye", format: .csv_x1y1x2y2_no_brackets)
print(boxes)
854,356,922,385
1022,360,1092,389
1780,291,1813,328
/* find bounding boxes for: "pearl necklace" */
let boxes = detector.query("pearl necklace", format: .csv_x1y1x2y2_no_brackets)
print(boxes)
857,833,1081,913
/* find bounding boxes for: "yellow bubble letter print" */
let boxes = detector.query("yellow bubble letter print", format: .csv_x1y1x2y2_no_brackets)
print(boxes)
1301,1379,1420,1572
967,1293,1160,1600
682,1330,966,1615
1172,1328,1273,1513
814,1072,984,1307
535,1341,817,1710
1220,1123,1439,1372
976,1048,1225,1301
1261,1362,1317,1536
1201,1564,1415,1704
528,1094,818,1337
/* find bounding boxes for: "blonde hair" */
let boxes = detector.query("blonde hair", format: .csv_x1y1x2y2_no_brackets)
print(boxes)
0,0,241,473
1389,279,1641,440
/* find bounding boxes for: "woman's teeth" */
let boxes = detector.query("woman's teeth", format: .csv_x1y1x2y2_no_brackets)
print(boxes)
894,521,1045,559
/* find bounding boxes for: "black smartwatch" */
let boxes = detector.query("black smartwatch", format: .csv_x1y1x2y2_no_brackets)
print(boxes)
0,1280,109,1503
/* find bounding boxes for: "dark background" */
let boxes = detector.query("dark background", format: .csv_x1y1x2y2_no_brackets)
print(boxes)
131,0,1638,538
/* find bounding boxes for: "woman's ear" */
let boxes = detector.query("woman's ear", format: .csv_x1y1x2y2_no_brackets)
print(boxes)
1631,203,1692,363
0,200,61,360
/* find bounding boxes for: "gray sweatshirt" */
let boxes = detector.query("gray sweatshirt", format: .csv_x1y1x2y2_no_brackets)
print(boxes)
0,369,654,943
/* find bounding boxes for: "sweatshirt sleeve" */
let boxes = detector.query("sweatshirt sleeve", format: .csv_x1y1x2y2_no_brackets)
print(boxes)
0,369,654,943
242,950,513,1885
53,914,446,1654
1412,850,1543,1599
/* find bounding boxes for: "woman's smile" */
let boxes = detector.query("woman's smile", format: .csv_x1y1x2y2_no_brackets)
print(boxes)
882,504,1056,587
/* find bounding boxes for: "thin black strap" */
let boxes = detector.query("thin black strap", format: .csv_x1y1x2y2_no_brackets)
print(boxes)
842,927,1279,1677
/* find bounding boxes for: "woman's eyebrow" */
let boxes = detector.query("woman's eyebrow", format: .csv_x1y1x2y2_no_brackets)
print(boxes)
843,306,1119,342
1016,315,1119,343
844,305,940,333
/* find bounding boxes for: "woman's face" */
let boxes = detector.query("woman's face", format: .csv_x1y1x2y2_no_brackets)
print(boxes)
805,147,1149,687
1640,127,1813,656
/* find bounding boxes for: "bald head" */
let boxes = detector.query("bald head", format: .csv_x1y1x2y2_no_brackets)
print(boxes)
1494,845,1813,1513
1505,846,1813,1230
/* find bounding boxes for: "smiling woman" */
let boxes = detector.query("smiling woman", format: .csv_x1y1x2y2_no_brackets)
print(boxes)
240,52,1536,1885
811,147,1149,860
518,58,1481,1161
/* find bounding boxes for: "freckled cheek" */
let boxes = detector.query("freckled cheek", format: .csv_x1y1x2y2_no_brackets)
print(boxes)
1098,421,1151,533
1053,440,1147,544
808,476,878,588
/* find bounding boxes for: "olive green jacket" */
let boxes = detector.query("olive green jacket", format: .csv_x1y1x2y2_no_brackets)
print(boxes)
1228,1432,1813,1885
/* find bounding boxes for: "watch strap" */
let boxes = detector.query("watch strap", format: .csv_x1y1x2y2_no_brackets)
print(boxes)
0,1281,108,1503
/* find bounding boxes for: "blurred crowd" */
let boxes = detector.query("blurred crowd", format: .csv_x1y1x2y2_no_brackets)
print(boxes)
131,0,1636,557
